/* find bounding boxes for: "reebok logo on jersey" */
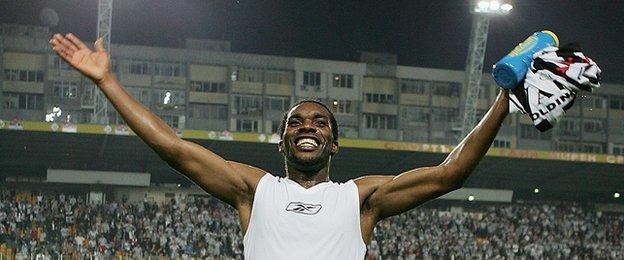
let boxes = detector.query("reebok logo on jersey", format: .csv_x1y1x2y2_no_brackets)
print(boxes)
285,202,322,215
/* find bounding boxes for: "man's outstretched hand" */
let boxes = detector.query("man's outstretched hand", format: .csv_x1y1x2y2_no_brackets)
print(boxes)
50,33,111,84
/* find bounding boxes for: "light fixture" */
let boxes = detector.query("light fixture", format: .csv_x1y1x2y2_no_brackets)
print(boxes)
534,188,539,193
500,3,513,12
615,192,621,199
477,1,489,10
488,1,500,11
473,0,512,14
468,195,475,201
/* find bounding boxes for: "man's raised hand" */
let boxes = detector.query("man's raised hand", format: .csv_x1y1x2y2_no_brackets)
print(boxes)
49,33,111,84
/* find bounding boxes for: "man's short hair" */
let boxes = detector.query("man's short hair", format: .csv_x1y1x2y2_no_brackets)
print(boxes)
278,99,339,142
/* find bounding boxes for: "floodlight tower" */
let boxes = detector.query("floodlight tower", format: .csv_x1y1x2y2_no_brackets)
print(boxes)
94,0,113,124
460,0,512,138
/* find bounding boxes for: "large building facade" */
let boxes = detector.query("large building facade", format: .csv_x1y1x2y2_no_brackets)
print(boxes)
2,23,623,155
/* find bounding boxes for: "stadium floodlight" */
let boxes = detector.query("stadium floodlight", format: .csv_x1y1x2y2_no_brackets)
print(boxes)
534,188,540,193
501,3,513,12
473,0,513,15
615,192,621,198
477,1,489,10
488,1,500,11
468,195,475,201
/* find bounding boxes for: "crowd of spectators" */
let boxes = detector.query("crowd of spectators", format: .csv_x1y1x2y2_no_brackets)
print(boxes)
0,192,622,259
368,202,624,259
0,193,243,259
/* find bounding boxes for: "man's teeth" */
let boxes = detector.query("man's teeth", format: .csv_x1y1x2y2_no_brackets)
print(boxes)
296,138,319,148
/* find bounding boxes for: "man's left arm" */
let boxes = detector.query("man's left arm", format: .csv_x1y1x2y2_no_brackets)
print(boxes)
359,90,509,220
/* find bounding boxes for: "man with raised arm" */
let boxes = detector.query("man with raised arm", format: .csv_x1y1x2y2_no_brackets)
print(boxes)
50,33,509,259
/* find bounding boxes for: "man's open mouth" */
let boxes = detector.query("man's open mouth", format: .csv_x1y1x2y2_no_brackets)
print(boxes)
294,136,321,150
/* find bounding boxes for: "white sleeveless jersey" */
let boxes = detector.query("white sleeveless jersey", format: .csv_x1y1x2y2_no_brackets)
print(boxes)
243,174,366,260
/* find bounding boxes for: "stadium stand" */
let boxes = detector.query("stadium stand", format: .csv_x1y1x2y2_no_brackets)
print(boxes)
0,192,622,259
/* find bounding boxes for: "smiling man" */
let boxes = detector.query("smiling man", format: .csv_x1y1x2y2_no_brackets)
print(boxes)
50,33,509,259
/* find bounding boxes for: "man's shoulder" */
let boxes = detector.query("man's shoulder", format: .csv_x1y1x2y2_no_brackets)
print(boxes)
352,175,395,213
353,175,394,196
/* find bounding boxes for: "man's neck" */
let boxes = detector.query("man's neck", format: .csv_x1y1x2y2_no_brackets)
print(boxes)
286,166,330,189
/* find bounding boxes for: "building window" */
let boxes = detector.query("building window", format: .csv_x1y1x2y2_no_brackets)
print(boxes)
338,126,358,138
265,70,293,85
126,87,151,105
613,144,624,155
430,108,458,122
609,96,624,110
520,125,552,140
75,111,93,124
478,84,490,99
364,93,395,104
331,100,353,115
160,115,179,128
582,143,604,154
264,96,290,111
155,63,184,77
557,118,580,137
303,71,321,86
52,80,78,99
235,68,263,82
582,95,606,109
3,69,18,81
332,74,353,88
583,119,604,133
4,69,43,82
190,81,227,93
52,56,72,71
400,106,429,123
555,141,578,152
3,93,17,109
189,104,228,120
492,139,511,148
236,119,259,132
129,61,149,75
111,59,119,73
233,95,262,116
81,84,95,106
400,79,430,94
2,92,44,110
364,114,397,129
432,81,460,97
271,120,281,133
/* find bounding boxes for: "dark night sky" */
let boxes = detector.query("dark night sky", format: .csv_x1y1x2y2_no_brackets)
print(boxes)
1,0,623,83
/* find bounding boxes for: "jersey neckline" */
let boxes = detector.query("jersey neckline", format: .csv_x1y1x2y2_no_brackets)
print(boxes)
283,177,334,192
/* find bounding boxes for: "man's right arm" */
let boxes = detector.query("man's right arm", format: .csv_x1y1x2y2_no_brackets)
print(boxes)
50,33,265,208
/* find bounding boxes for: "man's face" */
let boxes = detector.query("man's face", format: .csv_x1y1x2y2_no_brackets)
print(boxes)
279,102,338,168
